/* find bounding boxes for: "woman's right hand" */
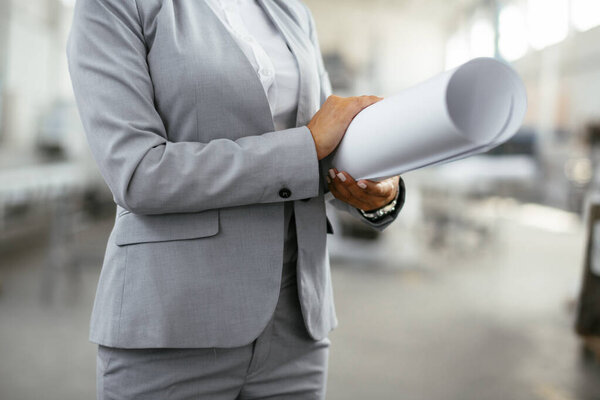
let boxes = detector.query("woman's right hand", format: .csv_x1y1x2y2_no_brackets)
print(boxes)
307,95,382,160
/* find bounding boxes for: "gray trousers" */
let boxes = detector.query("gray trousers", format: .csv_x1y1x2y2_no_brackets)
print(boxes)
96,264,330,399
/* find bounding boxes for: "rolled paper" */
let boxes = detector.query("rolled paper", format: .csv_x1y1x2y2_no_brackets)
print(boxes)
330,57,528,181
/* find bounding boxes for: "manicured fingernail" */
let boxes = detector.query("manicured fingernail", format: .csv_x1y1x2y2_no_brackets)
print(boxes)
357,181,367,189
326,176,331,184
328,169,336,179
336,172,346,182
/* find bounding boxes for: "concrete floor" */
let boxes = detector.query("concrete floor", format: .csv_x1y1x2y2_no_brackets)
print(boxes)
1,210,599,400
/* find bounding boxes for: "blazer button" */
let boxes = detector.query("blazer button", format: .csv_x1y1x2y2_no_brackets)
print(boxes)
278,187,292,199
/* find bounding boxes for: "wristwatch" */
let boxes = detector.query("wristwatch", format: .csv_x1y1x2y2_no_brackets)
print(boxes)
358,184,400,221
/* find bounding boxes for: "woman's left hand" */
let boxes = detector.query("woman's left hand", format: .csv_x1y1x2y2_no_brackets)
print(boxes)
326,168,400,212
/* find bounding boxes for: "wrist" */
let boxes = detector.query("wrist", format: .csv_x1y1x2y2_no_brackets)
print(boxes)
359,185,400,221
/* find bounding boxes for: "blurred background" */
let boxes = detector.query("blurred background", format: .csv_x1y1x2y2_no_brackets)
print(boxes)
1,0,600,399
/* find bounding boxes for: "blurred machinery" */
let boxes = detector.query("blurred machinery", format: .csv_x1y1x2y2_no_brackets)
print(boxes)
576,193,600,361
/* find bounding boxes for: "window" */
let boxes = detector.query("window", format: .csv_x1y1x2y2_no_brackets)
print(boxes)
445,30,470,70
527,0,569,50
470,18,495,58
499,5,528,61
571,0,600,31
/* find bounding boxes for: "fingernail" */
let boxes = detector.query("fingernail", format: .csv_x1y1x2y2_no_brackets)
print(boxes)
328,169,336,179
336,172,346,182
357,181,367,189
326,176,331,184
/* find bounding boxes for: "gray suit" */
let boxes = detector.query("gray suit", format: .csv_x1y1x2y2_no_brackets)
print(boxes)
67,0,404,349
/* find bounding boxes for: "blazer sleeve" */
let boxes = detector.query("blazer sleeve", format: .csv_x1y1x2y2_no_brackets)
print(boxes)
66,0,321,215
303,3,406,232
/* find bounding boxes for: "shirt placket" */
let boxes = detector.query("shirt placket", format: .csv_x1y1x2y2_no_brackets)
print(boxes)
219,0,276,98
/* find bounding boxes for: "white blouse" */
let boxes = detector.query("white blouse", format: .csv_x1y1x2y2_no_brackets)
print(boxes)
206,0,302,283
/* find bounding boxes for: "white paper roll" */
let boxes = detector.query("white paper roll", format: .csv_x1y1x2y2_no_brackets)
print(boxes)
330,57,528,181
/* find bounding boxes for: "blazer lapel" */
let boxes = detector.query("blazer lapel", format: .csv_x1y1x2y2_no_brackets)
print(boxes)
257,0,317,127
201,0,276,131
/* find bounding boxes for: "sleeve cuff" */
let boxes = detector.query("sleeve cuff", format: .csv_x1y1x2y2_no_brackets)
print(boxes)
263,125,320,202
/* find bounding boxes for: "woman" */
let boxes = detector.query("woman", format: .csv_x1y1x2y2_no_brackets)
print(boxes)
67,0,405,398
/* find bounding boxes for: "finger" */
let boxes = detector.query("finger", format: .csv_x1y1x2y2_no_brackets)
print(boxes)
356,177,396,199
343,96,380,121
331,170,380,210
329,172,369,208
329,171,353,200
329,182,370,210
354,95,383,113
333,170,371,203
328,179,353,205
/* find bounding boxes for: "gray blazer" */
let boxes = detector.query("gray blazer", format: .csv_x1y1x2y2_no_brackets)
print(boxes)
67,0,404,348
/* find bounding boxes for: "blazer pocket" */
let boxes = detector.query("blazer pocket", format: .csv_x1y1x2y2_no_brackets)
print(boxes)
114,210,219,246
